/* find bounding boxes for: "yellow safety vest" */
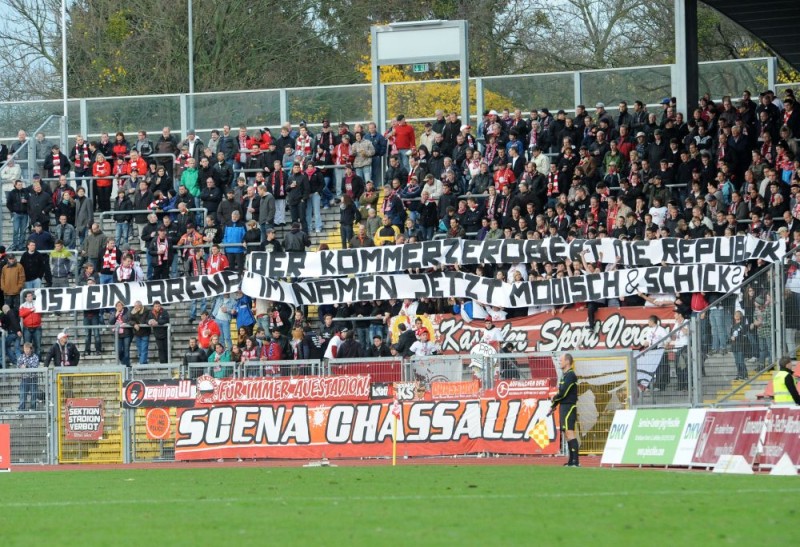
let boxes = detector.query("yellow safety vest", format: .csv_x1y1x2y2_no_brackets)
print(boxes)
773,370,793,404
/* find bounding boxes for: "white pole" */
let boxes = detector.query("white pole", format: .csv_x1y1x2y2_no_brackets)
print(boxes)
188,0,194,129
61,0,68,146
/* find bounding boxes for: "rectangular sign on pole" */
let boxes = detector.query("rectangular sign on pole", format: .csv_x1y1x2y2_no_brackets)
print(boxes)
412,63,429,73
65,398,105,441
0,424,10,472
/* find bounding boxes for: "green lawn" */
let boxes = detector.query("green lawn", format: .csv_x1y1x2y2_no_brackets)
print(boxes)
0,465,795,546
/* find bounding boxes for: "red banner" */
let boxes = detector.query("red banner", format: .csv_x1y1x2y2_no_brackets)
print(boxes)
760,407,800,467
395,307,675,354
691,409,767,466
0,424,9,471
64,398,105,441
431,380,481,400
195,375,371,404
175,397,558,461
495,379,554,399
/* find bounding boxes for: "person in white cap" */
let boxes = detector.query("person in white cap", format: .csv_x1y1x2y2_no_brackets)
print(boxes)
43,331,80,367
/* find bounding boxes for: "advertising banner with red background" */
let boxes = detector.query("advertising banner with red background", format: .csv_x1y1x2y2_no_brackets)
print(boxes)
760,407,800,466
174,396,559,461
396,307,674,354
691,408,767,466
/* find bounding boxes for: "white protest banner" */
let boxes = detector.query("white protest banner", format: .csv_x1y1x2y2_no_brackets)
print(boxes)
32,271,241,313
247,235,784,278
240,264,745,308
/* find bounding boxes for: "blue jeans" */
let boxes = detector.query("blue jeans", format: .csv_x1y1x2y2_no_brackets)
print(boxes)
117,335,132,366
371,157,383,186
340,224,354,249
5,331,20,364
421,226,435,241
356,166,371,183
356,326,371,352
397,150,411,171
215,318,232,350
12,213,29,251
146,252,154,279
83,315,102,353
369,324,387,344
189,298,208,321
733,350,746,378
305,192,322,233
19,377,38,410
23,327,42,356
322,176,334,206
99,273,114,285
135,335,149,364
709,308,728,352
115,222,131,247
334,167,344,196
24,279,41,290
170,254,180,277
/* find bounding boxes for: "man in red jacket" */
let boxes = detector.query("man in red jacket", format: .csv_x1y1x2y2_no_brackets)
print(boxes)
19,292,43,355
392,114,416,171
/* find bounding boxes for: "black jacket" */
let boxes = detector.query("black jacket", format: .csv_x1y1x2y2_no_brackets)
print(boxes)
27,189,53,226
6,186,29,215
20,250,52,285
44,341,80,367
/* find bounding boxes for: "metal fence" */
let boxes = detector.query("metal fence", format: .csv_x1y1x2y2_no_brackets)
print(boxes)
0,57,780,145
633,261,785,409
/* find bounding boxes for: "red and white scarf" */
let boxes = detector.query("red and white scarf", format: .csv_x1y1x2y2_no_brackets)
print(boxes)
102,248,119,271
51,153,63,176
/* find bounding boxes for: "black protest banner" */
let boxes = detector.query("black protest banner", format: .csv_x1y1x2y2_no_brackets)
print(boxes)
240,265,745,309
32,271,241,313
247,236,784,278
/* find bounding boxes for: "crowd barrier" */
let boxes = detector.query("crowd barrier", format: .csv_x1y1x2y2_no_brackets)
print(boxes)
0,349,635,465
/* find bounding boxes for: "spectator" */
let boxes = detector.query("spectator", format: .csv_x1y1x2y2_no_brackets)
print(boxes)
336,329,363,358
207,342,232,379
234,289,256,336
49,240,72,289
43,332,80,367
0,254,24,309
108,300,133,366
147,301,170,363
20,241,51,290
283,222,310,252
19,292,42,355
212,293,236,350
78,277,103,355
26,180,53,230
17,342,39,411
6,179,29,251
1,303,22,364
51,214,77,250
183,337,207,377
368,335,391,358
81,223,107,271
148,226,173,280
99,238,121,284
374,215,400,246
222,209,246,272
128,300,149,364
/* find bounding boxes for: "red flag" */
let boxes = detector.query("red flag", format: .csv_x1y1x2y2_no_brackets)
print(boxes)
391,399,401,419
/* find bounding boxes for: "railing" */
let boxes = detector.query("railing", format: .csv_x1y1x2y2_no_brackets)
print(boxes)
632,261,784,409
0,57,780,145
98,207,208,226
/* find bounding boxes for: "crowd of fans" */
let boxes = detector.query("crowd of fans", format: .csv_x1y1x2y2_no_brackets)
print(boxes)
0,85,799,387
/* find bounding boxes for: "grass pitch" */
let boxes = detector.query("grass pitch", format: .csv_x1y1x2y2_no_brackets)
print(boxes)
0,464,795,546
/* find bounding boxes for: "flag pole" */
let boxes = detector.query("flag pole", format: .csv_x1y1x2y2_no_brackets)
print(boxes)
392,413,397,466
391,399,401,466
